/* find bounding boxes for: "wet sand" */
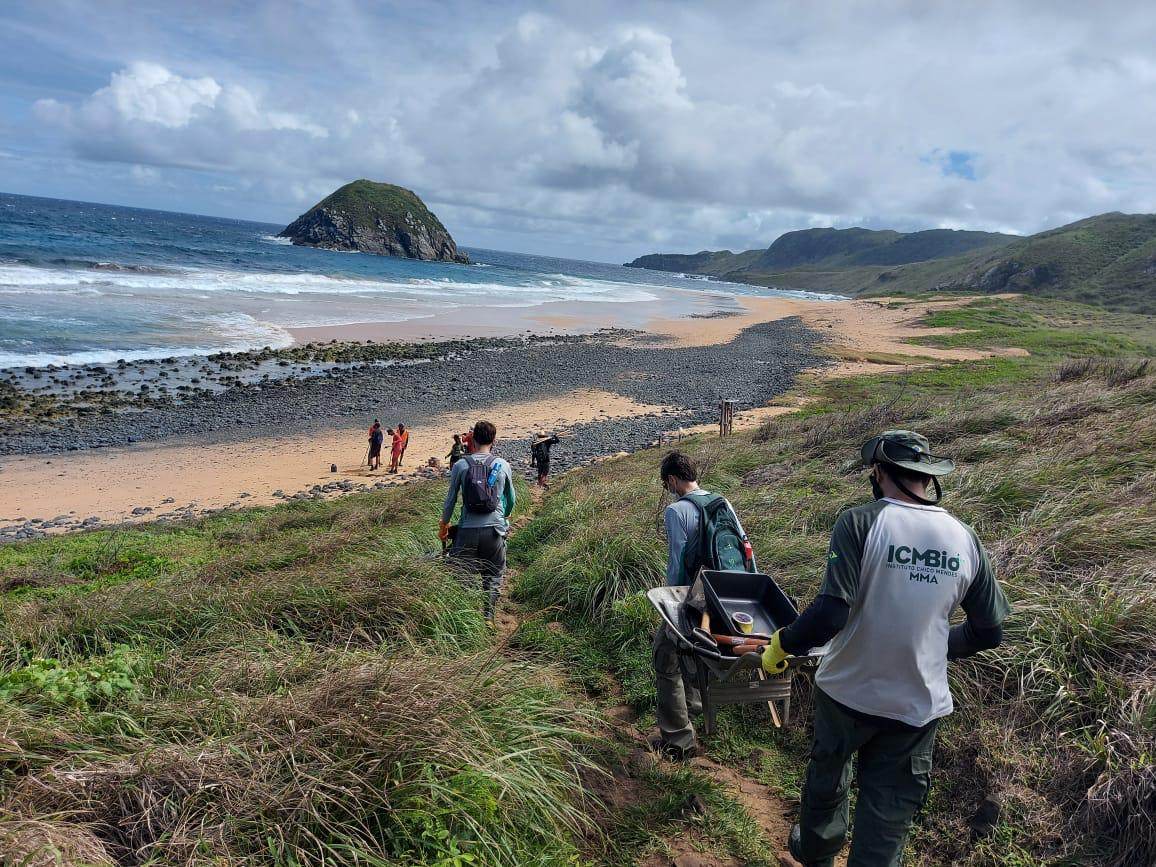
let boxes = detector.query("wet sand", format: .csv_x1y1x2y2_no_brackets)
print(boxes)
287,289,740,344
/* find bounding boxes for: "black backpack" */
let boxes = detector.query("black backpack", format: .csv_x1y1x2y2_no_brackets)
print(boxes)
462,455,502,513
530,440,547,466
679,493,754,582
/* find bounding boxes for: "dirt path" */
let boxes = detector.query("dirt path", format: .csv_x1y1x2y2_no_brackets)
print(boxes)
497,503,822,867
499,481,831,866
610,701,820,867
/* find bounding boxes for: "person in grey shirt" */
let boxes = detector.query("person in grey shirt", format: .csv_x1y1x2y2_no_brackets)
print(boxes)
764,430,1010,867
440,420,516,621
651,451,749,760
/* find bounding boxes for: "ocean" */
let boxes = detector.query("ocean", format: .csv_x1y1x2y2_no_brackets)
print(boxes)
0,192,839,369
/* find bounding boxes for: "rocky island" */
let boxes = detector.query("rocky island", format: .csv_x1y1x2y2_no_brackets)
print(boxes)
279,179,469,263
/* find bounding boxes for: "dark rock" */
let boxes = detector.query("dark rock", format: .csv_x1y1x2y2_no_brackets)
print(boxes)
278,180,469,264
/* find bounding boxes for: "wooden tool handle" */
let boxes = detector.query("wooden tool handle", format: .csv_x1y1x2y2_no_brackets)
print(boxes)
713,634,769,648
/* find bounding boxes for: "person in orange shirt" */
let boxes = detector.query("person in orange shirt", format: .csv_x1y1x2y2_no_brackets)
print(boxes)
389,426,403,473
397,423,410,467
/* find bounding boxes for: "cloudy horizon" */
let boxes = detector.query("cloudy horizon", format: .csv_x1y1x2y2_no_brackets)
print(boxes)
2,1,1155,262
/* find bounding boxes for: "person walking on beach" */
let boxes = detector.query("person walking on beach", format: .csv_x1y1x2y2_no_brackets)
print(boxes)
651,451,752,761
761,430,1010,866
439,420,516,622
447,433,465,466
397,422,410,467
530,432,561,487
389,426,404,473
367,420,384,471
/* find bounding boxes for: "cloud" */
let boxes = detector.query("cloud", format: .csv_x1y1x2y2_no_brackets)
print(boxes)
34,62,326,173
11,3,1156,260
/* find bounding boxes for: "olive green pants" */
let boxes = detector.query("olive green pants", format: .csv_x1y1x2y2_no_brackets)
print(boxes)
652,626,702,750
797,688,938,867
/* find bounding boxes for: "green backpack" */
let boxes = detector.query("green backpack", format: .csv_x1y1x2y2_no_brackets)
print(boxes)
679,492,755,583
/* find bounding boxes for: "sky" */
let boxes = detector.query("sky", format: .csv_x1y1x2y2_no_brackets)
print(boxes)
2,1,1155,263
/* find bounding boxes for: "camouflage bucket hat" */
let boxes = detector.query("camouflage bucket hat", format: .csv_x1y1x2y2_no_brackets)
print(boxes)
861,430,955,476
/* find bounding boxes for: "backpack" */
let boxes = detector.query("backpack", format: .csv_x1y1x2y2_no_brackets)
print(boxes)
462,454,502,513
679,492,755,582
530,440,547,466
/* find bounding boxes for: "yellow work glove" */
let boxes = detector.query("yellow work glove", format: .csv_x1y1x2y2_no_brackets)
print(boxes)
438,520,451,542
761,629,789,675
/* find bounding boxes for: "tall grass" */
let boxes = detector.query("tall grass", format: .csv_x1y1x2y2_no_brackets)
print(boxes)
0,481,603,866
2,654,598,865
513,359,1156,866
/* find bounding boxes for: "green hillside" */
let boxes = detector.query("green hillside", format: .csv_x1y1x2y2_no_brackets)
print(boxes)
931,212,1156,312
625,226,1015,282
627,213,1156,313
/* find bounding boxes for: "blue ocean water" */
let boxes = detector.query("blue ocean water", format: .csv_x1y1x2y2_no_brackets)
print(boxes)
0,192,839,368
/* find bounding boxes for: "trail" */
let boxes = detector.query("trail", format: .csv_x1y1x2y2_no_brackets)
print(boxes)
608,701,815,867
499,482,824,866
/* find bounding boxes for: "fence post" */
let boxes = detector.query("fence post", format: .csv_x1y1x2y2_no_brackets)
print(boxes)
719,399,736,436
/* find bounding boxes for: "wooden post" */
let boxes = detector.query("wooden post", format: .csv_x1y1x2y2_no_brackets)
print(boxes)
719,399,736,436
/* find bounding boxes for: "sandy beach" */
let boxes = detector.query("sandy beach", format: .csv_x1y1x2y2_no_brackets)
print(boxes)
0,389,674,528
0,293,1022,537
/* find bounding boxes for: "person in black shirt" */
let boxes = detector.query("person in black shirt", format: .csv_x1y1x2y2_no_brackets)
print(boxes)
367,421,384,471
530,432,560,487
447,433,465,467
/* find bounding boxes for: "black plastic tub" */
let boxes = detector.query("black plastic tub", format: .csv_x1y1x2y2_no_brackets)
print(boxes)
688,570,799,637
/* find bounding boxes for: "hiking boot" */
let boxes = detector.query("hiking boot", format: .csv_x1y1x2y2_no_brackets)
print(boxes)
647,733,698,762
787,824,827,867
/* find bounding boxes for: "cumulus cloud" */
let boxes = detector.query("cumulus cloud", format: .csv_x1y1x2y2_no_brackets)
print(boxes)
12,2,1156,259
35,62,326,172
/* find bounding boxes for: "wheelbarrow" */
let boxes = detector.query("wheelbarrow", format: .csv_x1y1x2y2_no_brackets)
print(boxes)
646,570,825,734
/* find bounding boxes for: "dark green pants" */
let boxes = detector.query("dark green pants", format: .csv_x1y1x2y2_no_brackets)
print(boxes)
797,688,938,866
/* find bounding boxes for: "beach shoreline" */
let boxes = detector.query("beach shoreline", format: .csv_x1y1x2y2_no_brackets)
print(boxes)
0,295,1023,539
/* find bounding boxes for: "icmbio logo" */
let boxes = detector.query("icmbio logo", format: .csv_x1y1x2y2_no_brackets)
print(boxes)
887,545,961,572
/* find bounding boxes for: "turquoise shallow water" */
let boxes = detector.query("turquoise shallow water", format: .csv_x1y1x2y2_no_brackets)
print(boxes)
0,192,842,368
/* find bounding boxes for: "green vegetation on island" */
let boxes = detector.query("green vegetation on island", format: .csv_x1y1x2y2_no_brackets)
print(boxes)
1,295,1154,865
280,179,469,263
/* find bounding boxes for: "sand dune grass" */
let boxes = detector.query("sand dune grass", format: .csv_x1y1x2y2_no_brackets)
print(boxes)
512,357,1155,866
0,482,604,866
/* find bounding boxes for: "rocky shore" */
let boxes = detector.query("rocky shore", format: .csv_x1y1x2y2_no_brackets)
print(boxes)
0,318,826,541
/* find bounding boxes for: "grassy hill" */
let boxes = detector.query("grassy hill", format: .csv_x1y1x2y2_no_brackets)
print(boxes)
628,214,1156,313
511,296,1156,866
626,227,1015,287
2,296,1154,864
